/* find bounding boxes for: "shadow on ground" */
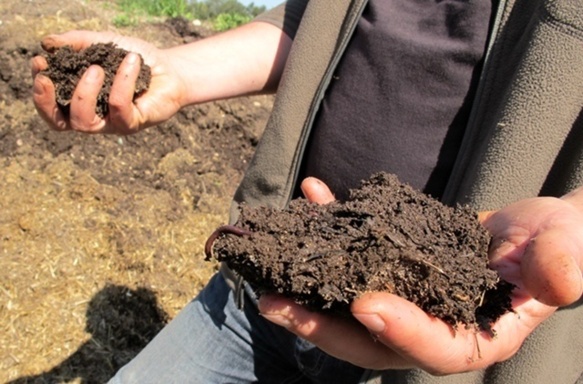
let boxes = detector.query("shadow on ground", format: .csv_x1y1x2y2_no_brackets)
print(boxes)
8,285,169,384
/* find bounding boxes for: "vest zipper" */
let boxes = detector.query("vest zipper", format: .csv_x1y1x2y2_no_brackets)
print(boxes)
441,0,509,205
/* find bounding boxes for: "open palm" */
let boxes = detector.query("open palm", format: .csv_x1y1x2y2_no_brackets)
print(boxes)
258,178,583,374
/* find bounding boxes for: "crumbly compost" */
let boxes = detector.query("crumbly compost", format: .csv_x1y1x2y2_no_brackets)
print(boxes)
42,42,151,118
206,173,514,330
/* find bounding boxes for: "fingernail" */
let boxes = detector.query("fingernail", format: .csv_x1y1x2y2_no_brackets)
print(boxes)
126,52,139,65
261,313,292,329
41,36,59,52
353,313,386,333
85,66,100,82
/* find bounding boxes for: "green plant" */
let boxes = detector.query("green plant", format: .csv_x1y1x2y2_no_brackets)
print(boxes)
213,12,251,31
189,0,265,21
113,13,138,27
112,0,263,30
117,0,192,19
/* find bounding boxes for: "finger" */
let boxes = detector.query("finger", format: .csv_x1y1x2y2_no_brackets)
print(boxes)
41,30,117,52
482,198,583,306
352,292,473,373
351,292,521,374
107,52,143,133
69,65,106,132
477,210,495,223
32,73,69,131
258,294,410,370
522,228,583,306
301,177,335,205
31,55,48,77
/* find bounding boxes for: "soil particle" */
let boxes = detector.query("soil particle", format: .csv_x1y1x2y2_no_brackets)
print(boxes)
42,42,151,118
207,173,514,330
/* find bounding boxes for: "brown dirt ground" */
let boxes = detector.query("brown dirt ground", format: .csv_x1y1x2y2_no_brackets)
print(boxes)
0,0,272,382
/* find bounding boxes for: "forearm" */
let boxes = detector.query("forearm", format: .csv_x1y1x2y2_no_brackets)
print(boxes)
166,21,293,107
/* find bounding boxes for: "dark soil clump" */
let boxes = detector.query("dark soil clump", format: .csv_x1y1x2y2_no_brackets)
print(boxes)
42,42,151,118
206,173,514,331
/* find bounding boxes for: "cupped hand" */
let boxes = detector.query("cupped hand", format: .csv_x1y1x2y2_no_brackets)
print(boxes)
31,30,187,134
258,178,583,374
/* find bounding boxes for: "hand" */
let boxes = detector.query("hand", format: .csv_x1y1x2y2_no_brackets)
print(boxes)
258,178,583,374
31,30,188,134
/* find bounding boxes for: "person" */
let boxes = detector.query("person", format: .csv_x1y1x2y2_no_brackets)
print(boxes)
31,0,583,383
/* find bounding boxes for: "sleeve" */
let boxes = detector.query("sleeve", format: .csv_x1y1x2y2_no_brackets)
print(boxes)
253,1,310,40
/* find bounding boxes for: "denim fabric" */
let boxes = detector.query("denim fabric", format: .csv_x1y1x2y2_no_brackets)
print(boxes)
108,273,365,383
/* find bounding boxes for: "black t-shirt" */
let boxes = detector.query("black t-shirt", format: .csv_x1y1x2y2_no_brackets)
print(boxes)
298,0,493,201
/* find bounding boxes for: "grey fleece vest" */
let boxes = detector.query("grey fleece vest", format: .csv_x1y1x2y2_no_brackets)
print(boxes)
234,0,583,383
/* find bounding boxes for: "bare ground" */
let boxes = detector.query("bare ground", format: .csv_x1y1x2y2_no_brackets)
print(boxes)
0,0,272,382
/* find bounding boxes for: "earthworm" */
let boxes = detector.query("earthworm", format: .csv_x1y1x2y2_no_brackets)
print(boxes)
204,225,252,260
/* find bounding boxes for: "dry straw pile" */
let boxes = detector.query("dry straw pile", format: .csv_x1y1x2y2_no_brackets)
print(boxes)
0,1,271,381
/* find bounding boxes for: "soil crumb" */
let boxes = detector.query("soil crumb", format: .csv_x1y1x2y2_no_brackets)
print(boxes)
42,42,151,118
207,173,514,330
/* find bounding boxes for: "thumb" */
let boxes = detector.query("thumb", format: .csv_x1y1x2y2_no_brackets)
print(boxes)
522,227,583,306
482,197,583,307
301,177,335,205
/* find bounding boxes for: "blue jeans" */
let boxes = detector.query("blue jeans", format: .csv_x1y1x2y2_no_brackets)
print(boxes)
108,273,366,383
